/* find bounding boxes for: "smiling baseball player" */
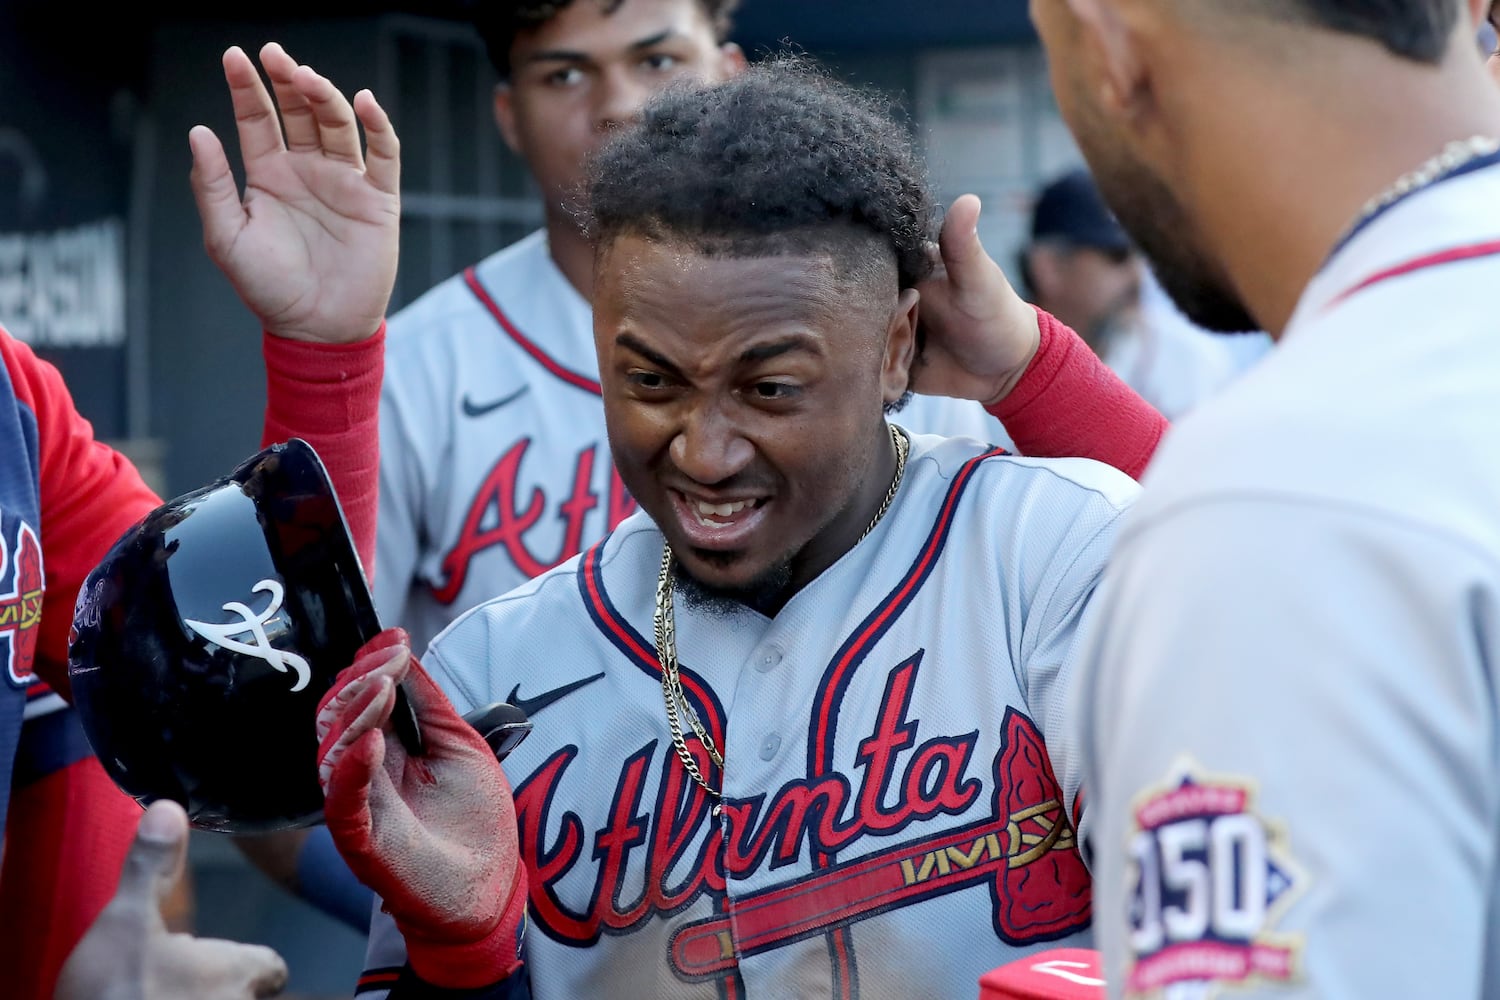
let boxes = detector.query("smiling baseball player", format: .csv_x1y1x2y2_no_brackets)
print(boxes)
316,60,1169,1000
376,0,1029,659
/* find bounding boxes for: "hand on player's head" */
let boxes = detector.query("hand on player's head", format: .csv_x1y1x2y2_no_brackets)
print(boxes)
912,195,1042,408
56,800,289,1000
189,41,400,345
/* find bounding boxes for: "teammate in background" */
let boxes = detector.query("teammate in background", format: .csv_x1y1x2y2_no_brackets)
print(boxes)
0,41,399,1000
1026,0,1500,995
1020,169,1238,418
317,59,1166,1000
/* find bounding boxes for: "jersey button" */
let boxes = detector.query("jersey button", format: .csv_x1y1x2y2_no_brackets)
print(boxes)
759,733,782,760
756,648,783,672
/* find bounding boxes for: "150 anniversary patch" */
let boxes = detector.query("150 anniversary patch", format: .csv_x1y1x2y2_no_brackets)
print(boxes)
1125,758,1305,998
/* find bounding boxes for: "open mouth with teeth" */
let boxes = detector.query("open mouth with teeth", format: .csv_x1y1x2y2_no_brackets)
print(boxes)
692,497,762,527
667,489,773,551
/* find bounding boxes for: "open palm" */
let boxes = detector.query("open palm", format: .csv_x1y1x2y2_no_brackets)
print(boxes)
190,43,400,344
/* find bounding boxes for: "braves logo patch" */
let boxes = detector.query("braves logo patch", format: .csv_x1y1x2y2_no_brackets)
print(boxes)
1125,758,1305,998
0,513,44,688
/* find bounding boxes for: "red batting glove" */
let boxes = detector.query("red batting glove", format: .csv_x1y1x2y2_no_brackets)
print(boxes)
315,628,526,988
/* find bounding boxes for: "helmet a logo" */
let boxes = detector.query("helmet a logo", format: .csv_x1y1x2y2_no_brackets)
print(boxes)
185,579,311,692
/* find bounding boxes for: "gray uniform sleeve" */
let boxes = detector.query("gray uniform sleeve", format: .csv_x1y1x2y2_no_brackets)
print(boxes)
1082,498,1499,999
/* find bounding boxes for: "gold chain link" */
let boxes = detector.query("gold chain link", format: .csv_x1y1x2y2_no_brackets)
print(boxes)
654,424,910,810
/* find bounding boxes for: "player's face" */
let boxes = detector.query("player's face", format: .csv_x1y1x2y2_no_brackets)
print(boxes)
595,235,914,605
1029,0,1259,333
495,0,746,230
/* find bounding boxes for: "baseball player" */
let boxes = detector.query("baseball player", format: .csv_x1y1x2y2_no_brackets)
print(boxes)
318,59,1165,1000
0,41,399,1000
1027,1,1500,996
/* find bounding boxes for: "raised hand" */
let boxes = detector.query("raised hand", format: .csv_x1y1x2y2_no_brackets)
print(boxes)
911,194,1042,406
56,800,288,1000
189,42,400,345
316,629,528,989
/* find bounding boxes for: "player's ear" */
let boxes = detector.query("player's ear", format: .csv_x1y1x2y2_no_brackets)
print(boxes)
881,287,921,405
1065,0,1150,120
492,83,522,154
717,42,748,79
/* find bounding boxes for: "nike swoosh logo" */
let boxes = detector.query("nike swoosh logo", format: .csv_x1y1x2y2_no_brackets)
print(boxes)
462,386,531,418
507,672,606,718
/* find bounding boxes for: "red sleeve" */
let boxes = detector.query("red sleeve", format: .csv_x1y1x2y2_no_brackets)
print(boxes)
0,334,163,699
261,325,383,577
987,308,1168,481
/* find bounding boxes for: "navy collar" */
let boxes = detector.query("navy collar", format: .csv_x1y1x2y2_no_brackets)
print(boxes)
1326,148,1500,262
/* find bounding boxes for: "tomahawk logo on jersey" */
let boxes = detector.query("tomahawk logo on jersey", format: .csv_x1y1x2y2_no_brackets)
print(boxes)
362,433,1136,999
0,511,43,689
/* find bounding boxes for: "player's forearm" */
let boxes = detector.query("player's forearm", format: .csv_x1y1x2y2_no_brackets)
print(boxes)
989,308,1167,480
262,325,385,573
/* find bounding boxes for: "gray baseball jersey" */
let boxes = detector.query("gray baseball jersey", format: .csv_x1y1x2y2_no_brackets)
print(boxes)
377,230,1017,654
1078,158,1500,998
359,432,1138,999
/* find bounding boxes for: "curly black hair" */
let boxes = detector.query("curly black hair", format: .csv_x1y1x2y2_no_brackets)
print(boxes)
472,0,741,80
584,56,938,291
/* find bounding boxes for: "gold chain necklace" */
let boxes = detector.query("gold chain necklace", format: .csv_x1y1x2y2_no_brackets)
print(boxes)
1348,135,1500,236
652,423,910,812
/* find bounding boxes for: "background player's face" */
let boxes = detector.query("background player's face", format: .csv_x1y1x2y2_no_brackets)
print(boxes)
1028,0,1259,333
495,0,746,230
594,235,916,603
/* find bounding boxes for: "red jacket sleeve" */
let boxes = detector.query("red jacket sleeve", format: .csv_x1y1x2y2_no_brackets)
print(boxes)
1,334,162,699
988,308,1168,481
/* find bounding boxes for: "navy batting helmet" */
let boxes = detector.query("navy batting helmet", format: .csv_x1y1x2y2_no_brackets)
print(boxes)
67,438,415,833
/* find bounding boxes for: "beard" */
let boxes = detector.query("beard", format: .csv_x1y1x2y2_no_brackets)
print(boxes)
1073,109,1261,334
673,552,795,619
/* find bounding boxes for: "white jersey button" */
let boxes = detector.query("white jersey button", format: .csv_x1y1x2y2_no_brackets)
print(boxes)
756,648,783,672
759,733,782,760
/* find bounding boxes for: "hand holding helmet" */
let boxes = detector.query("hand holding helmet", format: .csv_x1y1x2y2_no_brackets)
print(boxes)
316,628,529,989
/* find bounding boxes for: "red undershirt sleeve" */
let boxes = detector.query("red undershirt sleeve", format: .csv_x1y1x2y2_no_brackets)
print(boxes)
261,324,384,577
987,308,1167,481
